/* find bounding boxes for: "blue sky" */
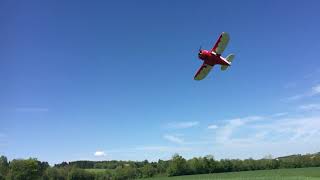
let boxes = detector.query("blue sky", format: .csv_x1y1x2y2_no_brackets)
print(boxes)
1,0,320,164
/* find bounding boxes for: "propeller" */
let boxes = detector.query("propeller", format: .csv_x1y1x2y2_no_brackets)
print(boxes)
198,46,202,55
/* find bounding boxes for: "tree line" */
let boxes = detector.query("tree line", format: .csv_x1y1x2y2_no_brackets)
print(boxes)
1,152,320,179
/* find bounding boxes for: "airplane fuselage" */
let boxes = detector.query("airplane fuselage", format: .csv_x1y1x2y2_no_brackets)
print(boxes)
198,50,230,66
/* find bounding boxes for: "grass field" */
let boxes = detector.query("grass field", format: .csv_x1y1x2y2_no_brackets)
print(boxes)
142,167,320,180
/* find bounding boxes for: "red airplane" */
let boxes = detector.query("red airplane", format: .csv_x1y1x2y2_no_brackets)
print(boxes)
194,32,235,80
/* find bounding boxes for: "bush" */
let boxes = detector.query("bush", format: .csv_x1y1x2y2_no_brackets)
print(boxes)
43,167,68,180
7,158,43,180
94,170,112,180
167,154,190,176
114,166,138,180
140,164,157,178
67,168,94,180
0,156,9,176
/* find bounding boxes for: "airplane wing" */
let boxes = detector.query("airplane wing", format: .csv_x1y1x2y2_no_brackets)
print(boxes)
194,63,213,80
211,32,230,55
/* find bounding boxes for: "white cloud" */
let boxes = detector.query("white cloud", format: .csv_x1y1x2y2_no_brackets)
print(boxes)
76,113,320,163
253,116,320,142
207,114,320,159
287,95,304,101
70,112,320,163
271,112,288,117
215,116,263,143
311,84,320,95
286,84,320,101
15,107,49,112
208,124,218,129
217,115,320,145
163,134,184,144
167,121,199,129
299,104,320,111
94,151,106,157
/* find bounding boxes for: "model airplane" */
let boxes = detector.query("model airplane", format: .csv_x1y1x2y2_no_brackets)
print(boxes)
194,32,235,80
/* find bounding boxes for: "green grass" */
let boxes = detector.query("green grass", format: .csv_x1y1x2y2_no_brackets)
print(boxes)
143,167,320,180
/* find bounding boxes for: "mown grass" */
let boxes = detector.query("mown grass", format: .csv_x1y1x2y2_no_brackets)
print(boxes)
143,167,320,180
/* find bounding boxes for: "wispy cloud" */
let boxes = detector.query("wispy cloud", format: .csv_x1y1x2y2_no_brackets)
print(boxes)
166,121,199,129
79,112,320,162
271,112,288,117
208,124,218,129
163,134,184,144
286,84,320,101
299,104,320,111
254,117,320,141
287,95,305,101
207,114,320,159
15,107,49,112
216,114,320,145
215,116,263,143
94,151,106,157
75,112,320,162
311,84,320,95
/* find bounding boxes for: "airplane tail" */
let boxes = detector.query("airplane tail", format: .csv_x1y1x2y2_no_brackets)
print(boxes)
221,54,235,71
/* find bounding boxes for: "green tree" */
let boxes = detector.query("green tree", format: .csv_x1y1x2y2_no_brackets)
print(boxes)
188,157,207,174
230,159,243,172
7,158,43,180
219,159,233,172
312,154,320,167
114,166,138,180
140,164,157,178
94,170,112,180
43,167,68,180
156,159,168,174
167,154,189,176
67,168,94,180
0,156,9,176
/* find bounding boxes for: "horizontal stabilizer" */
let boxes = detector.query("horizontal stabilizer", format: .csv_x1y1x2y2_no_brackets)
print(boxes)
221,54,235,71
221,65,228,71
226,54,235,63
